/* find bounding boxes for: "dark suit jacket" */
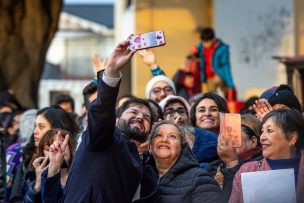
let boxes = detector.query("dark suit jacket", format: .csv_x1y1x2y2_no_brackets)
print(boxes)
41,74,156,203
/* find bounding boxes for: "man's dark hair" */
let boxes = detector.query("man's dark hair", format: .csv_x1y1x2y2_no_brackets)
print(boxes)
116,94,136,107
116,98,156,124
147,99,163,121
200,27,215,41
82,82,97,108
54,94,75,112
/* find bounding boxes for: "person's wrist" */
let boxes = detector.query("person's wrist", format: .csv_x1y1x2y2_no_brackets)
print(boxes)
104,67,119,78
34,182,41,192
48,163,61,177
149,63,158,70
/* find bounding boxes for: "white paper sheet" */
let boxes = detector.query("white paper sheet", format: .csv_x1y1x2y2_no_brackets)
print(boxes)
241,169,296,203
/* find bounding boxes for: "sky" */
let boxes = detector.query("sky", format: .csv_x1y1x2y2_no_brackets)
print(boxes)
65,0,114,4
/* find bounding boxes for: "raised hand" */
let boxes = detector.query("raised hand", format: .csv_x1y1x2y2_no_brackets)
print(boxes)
48,131,69,178
105,37,136,78
33,156,49,192
92,53,109,75
138,49,158,69
253,99,273,121
217,135,238,168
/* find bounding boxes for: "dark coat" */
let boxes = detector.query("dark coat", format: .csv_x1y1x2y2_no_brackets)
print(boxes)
192,127,218,168
151,144,222,203
41,75,157,203
207,147,262,202
23,171,41,203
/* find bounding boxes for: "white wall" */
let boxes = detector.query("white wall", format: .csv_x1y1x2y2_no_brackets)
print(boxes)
214,0,294,99
39,80,91,115
115,0,135,43
46,34,65,65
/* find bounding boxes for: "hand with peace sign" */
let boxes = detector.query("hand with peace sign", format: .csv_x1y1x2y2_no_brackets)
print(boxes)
47,130,70,178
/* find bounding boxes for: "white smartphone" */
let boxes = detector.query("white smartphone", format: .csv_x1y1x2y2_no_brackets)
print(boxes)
129,30,166,51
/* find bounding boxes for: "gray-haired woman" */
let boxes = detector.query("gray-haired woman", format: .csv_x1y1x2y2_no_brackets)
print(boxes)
146,120,222,203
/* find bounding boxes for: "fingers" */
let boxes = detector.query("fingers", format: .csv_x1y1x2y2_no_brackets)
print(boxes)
127,50,136,58
102,57,109,67
127,34,134,40
54,130,61,143
41,155,49,167
174,116,181,124
264,100,273,111
120,39,131,48
138,49,148,57
253,99,273,120
33,157,45,168
93,53,100,63
138,50,145,57
61,134,69,151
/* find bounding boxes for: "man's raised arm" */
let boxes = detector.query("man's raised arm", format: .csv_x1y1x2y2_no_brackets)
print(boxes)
85,38,136,151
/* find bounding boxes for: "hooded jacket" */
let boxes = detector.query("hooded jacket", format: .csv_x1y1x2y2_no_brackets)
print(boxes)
152,144,222,203
197,39,235,88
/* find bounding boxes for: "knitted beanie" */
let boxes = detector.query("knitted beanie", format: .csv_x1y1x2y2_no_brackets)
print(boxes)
145,75,176,99
159,95,191,116
268,85,302,112
259,86,277,100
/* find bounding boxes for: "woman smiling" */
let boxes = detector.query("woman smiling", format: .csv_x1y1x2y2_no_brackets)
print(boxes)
190,92,229,135
147,120,222,203
229,108,304,203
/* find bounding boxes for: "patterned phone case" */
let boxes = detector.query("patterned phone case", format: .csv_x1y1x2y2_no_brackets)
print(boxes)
129,30,166,51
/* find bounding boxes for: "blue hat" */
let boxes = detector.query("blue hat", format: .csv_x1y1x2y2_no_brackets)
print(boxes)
260,86,277,100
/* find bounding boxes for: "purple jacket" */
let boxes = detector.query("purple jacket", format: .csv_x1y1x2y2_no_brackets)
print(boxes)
229,149,304,203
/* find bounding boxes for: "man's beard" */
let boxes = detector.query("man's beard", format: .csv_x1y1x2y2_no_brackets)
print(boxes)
116,119,148,143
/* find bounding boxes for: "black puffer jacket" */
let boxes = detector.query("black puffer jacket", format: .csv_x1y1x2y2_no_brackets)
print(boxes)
155,144,222,203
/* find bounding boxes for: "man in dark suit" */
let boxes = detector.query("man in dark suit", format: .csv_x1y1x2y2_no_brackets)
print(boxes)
41,38,157,203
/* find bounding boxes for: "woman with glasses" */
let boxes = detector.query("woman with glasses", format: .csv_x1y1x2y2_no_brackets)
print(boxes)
145,75,176,103
159,95,218,168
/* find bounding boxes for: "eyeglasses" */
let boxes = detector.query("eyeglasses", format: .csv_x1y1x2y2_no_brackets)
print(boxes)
152,86,173,95
164,108,187,117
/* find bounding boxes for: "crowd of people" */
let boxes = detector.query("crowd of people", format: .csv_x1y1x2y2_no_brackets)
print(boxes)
0,28,303,203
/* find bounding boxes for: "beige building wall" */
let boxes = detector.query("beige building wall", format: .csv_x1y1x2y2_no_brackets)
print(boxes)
132,0,212,98
295,0,304,54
